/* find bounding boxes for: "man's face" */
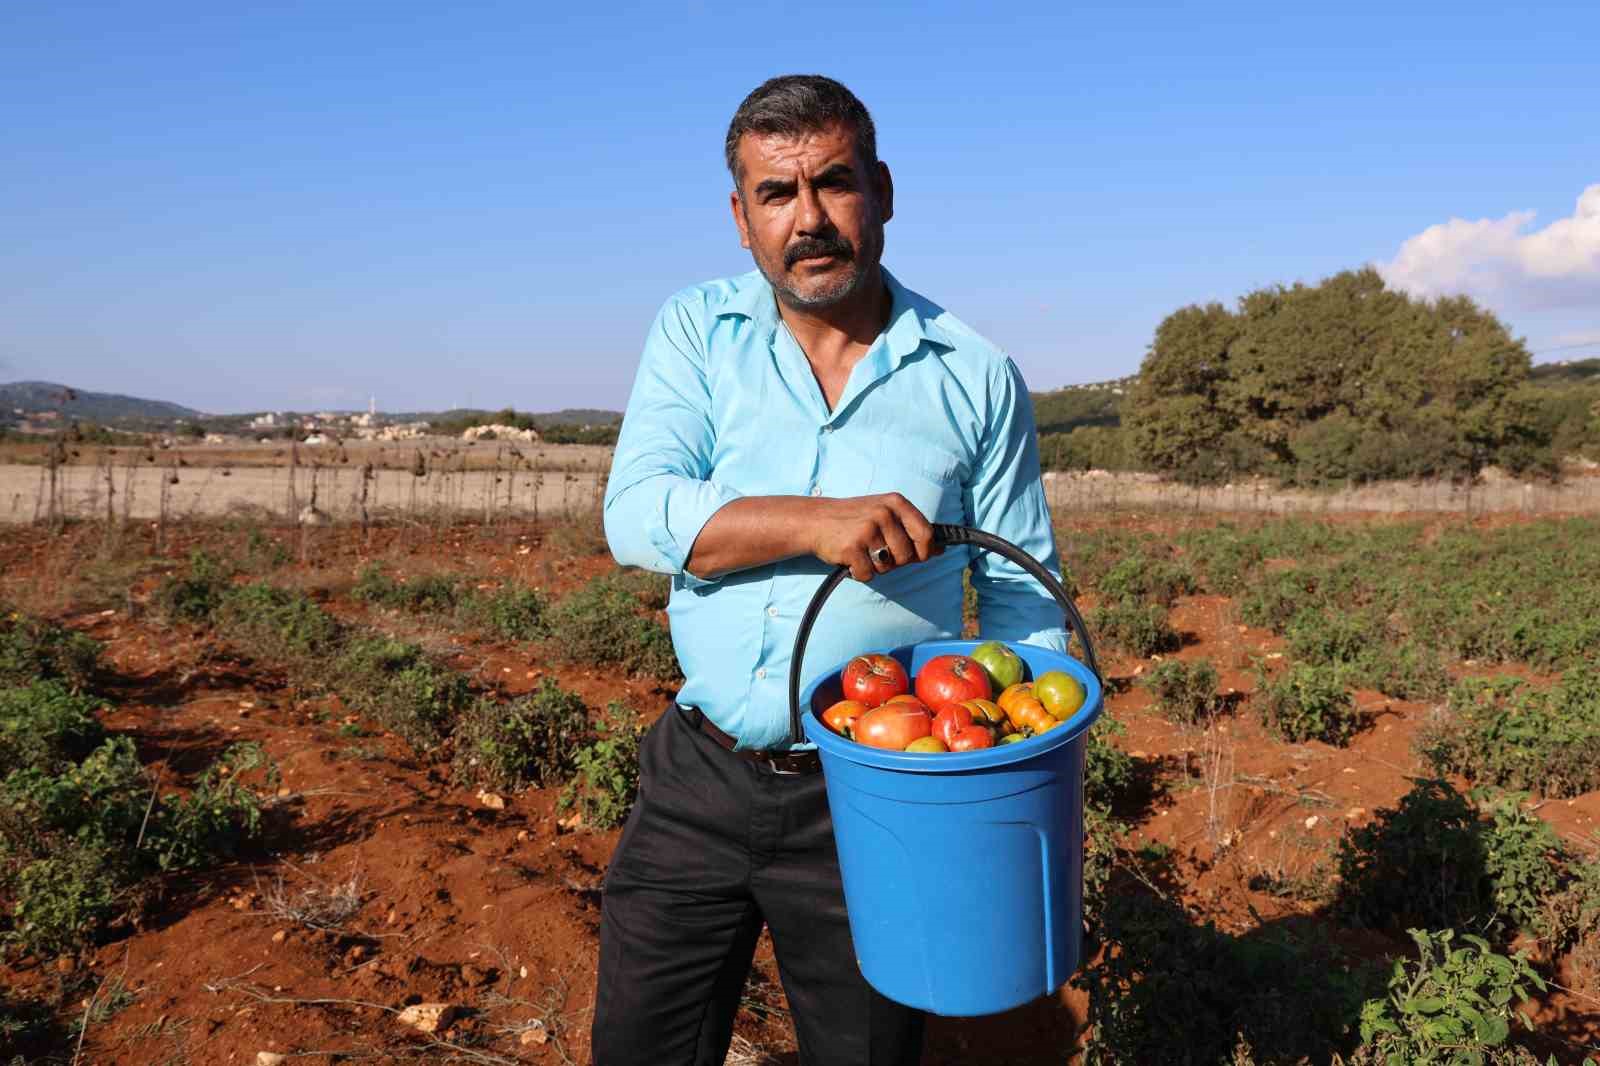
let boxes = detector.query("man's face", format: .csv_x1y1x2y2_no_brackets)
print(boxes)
730,122,893,311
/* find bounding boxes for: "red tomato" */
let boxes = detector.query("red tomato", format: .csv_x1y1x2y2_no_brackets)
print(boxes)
841,654,910,708
914,654,993,714
931,704,975,749
947,725,996,752
853,702,934,750
820,699,868,738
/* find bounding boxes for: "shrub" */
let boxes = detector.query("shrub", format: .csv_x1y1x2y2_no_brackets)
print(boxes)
1255,661,1361,745
1351,929,1544,1066
1090,599,1180,657
1141,658,1220,726
1084,713,1136,811
0,681,105,775
151,550,233,624
452,680,590,791
215,582,342,662
1419,669,1600,799
545,576,681,680
351,565,461,612
1478,792,1570,940
0,611,100,693
1076,889,1373,1065
5,845,129,959
1097,553,1197,607
1335,778,1506,938
560,703,642,830
459,584,549,641
332,637,472,751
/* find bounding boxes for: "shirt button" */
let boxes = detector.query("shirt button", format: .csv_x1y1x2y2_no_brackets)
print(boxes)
767,605,779,617
822,424,833,434
755,667,768,680
810,486,822,497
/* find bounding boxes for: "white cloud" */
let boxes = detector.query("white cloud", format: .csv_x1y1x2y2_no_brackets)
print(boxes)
1378,183,1600,310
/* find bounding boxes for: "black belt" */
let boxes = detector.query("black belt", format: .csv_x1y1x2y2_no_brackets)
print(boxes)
680,705,822,775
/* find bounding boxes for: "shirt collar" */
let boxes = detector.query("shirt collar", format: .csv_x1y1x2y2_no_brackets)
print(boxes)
714,266,953,366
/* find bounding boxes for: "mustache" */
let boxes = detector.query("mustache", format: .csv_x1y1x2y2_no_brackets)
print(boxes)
784,235,855,269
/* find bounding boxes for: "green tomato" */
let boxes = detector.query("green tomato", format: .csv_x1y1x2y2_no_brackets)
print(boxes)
970,640,1024,691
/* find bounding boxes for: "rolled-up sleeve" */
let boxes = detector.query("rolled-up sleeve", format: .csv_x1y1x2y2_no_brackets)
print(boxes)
603,297,742,587
964,357,1068,651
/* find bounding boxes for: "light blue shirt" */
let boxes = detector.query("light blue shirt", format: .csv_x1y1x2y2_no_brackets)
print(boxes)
603,268,1067,750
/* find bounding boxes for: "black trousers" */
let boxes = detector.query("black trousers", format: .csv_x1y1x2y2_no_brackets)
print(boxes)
591,705,926,1066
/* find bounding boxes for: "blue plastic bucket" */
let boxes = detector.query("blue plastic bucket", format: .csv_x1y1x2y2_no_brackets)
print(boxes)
786,524,1105,1017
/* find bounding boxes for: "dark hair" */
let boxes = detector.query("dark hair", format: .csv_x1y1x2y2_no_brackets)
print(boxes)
724,75,877,184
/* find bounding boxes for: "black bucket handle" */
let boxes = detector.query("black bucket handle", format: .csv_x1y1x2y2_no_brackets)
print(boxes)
787,523,1102,746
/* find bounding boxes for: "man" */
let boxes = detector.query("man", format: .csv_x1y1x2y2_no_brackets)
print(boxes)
594,75,1065,1066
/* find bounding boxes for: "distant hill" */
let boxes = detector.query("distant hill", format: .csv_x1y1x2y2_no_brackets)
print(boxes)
1030,376,1134,435
393,407,623,428
1530,357,1600,386
0,381,200,423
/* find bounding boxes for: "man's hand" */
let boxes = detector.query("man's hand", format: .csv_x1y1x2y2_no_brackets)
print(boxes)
683,493,940,583
809,493,940,582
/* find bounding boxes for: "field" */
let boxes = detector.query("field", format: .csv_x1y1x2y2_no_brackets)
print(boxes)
3,507,1600,1065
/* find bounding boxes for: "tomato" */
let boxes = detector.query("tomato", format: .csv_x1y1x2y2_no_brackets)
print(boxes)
961,698,1012,735
820,699,867,738
1033,670,1087,721
931,704,976,748
904,736,947,753
841,654,910,708
970,640,1025,691
947,725,995,751
996,682,1034,716
914,654,992,714
884,693,930,709
853,702,933,750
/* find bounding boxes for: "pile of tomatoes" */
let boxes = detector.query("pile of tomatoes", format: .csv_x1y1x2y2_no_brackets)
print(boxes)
818,641,1087,753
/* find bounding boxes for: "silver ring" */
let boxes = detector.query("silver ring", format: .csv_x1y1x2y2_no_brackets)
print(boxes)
872,546,891,565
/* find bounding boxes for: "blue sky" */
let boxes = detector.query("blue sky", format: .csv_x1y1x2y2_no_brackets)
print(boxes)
4,1,1598,414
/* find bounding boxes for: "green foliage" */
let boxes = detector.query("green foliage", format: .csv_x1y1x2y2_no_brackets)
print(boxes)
1,735,275,957
1090,598,1180,657
0,610,100,693
1098,552,1197,607
1332,778,1569,944
1076,889,1374,1065
0,681,105,775
1254,661,1361,745
1420,668,1600,798
458,583,549,641
452,680,591,791
151,550,233,624
1175,524,1263,596
351,564,461,612
1084,713,1135,811
1354,929,1543,1065
1141,658,1221,726
560,703,642,830
545,574,681,680
215,581,342,661
331,637,472,751
1126,268,1540,485
1037,425,1137,473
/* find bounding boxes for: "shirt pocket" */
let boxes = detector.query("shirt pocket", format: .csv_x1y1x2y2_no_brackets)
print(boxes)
868,445,965,524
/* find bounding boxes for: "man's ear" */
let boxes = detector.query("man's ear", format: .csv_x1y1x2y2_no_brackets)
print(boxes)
730,189,752,250
876,161,894,224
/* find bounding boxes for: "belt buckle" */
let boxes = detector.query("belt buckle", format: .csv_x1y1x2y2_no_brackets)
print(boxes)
764,755,804,776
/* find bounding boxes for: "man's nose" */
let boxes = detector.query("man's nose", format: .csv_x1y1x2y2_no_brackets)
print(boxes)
794,183,831,235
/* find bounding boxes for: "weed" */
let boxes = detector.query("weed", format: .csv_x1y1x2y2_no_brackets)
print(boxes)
260,866,366,932
1090,598,1180,657
1140,658,1221,726
332,637,472,751
1419,668,1600,799
0,610,100,692
1351,929,1544,1065
452,680,591,792
151,550,233,624
1254,661,1361,746
545,575,681,680
0,681,105,775
1084,713,1136,811
560,702,642,830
